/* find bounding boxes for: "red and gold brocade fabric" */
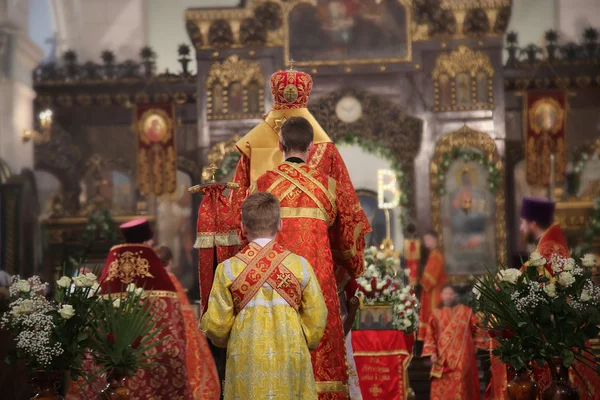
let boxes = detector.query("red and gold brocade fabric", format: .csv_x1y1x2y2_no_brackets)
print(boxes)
69,245,196,399
417,248,447,341
351,330,414,400
256,162,359,399
484,338,511,400
570,349,600,400
168,272,220,400
536,223,570,276
194,184,241,314
524,91,567,186
422,304,488,400
100,244,177,292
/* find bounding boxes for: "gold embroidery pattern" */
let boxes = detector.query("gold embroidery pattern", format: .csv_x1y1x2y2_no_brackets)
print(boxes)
315,381,349,395
280,207,330,224
106,250,154,284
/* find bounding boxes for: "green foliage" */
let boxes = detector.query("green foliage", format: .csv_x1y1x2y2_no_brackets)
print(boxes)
573,198,600,258
336,133,410,222
89,287,166,377
433,149,501,196
472,258,600,375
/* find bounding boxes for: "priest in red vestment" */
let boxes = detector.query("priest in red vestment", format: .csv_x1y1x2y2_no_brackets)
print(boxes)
68,218,214,399
229,68,370,261
422,284,488,400
155,245,221,400
417,231,447,341
254,116,369,399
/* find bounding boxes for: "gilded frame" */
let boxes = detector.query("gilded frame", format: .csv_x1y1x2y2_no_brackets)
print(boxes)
206,55,266,120
185,0,414,66
430,125,506,279
432,46,495,112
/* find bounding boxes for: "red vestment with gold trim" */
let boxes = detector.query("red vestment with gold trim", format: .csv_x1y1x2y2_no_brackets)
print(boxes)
422,304,488,400
68,244,216,399
256,162,368,399
168,272,221,400
417,248,447,341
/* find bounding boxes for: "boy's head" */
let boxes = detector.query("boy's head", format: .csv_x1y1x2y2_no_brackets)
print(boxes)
440,284,458,308
423,230,439,250
241,192,282,240
278,116,314,156
155,245,173,271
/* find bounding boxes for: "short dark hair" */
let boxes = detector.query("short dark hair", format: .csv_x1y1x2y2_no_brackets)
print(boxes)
280,116,314,153
155,245,173,266
242,192,281,236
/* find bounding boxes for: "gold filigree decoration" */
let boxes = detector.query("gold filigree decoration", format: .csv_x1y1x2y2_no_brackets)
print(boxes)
432,46,494,78
430,125,507,277
206,55,266,120
205,55,266,87
440,0,510,10
201,135,242,182
106,250,154,284
432,46,495,112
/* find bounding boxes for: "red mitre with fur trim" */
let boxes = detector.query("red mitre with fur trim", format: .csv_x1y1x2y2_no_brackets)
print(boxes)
194,185,241,314
100,244,175,293
270,69,313,110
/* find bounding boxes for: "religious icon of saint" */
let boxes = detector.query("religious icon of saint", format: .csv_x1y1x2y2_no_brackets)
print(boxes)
455,73,472,106
144,115,167,142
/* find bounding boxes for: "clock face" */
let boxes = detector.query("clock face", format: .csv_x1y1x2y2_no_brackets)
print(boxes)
335,96,362,124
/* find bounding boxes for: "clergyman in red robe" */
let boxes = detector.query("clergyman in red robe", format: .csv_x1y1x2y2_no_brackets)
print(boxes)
422,284,488,400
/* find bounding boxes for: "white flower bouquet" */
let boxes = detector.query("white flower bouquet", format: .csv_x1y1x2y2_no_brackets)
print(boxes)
357,246,420,333
472,252,600,374
1,272,100,378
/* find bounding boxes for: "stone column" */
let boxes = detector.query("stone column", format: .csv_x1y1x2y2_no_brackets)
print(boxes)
0,1,44,174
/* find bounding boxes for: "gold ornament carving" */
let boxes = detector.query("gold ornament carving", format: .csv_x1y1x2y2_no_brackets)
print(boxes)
430,125,507,273
206,55,265,87
433,46,495,112
201,135,242,182
440,0,510,10
106,250,154,284
432,46,494,78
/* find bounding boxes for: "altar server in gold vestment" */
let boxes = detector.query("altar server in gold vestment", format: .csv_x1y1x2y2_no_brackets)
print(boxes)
202,193,327,400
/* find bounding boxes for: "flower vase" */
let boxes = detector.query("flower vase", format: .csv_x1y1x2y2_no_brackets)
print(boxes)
100,372,130,400
542,357,579,400
30,371,64,400
507,368,538,400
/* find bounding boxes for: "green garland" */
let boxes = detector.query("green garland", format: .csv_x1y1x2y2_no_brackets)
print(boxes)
213,152,241,182
336,133,410,222
434,149,501,196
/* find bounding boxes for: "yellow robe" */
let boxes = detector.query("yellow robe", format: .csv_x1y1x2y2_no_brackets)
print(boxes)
201,241,328,400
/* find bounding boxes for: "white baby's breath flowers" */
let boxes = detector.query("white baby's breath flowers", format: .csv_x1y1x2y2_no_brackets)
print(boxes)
15,280,31,293
58,305,75,319
544,283,557,298
497,269,522,284
529,252,546,267
558,271,576,288
581,254,596,268
56,276,72,289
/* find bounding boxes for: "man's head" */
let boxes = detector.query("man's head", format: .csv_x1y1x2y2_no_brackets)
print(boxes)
440,284,458,308
278,116,314,159
423,230,439,250
519,197,555,238
241,192,282,241
155,245,173,271
120,218,154,245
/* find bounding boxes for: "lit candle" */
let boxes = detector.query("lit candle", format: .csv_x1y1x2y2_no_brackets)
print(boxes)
549,154,555,200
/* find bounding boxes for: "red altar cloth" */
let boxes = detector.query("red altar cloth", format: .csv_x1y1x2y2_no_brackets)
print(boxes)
352,330,414,400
